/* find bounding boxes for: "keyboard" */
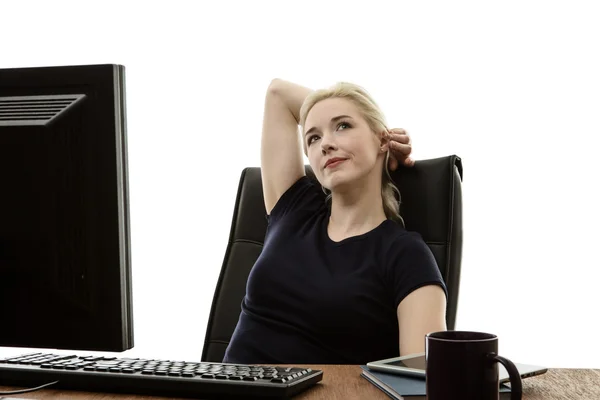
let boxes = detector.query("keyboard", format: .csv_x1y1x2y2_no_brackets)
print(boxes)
0,352,323,399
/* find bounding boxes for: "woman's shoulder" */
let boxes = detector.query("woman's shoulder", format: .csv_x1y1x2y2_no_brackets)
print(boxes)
267,175,327,224
378,221,432,257
381,220,425,243
380,222,444,283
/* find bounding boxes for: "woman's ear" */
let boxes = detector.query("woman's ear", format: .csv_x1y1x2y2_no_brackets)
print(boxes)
379,129,391,152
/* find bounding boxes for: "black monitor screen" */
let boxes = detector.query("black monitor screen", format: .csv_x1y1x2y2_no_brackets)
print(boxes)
0,64,133,352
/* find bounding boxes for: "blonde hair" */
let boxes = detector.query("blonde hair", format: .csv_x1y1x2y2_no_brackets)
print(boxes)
299,82,404,226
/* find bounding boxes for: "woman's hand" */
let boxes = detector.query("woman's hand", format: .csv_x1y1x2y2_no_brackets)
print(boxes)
387,128,414,170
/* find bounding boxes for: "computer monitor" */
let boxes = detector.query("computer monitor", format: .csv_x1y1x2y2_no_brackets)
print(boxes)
0,64,133,352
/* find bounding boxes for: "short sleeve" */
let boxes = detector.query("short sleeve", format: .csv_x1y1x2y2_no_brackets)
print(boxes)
266,176,326,225
385,232,448,308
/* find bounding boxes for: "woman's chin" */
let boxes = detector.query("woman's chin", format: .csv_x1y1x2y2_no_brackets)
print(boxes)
325,176,354,193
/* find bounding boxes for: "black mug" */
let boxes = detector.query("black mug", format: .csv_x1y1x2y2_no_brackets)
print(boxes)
425,331,522,400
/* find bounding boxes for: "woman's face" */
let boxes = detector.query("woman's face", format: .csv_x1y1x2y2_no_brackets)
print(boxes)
303,97,386,193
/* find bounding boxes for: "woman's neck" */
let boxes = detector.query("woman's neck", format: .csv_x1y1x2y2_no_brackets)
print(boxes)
328,181,387,241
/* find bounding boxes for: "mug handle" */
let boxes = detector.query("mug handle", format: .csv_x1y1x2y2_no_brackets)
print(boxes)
488,354,523,400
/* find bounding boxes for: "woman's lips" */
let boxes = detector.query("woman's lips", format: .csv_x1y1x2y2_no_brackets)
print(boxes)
326,159,346,169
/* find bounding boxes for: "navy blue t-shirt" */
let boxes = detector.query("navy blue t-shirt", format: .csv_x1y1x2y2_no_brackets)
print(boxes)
222,176,447,365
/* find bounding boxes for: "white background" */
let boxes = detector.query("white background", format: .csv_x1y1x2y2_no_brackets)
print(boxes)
1,1,599,369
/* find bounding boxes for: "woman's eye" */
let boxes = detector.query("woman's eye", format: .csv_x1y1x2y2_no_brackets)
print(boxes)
307,135,319,145
337,122,351,130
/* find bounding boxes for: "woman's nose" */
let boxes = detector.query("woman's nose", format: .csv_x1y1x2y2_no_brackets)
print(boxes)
320,133,337,153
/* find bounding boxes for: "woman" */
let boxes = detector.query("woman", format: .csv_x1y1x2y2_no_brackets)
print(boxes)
223,79,447,365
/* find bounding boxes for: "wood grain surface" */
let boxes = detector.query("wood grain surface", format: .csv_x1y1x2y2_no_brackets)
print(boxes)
1,365,599,399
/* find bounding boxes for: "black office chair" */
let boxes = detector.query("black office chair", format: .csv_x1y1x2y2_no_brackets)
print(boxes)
201,155,463,362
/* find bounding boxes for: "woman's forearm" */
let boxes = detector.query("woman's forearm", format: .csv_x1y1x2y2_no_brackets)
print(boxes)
269,79,314,124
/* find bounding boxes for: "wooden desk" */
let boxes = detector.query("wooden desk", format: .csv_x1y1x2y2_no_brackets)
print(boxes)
1,365,599,399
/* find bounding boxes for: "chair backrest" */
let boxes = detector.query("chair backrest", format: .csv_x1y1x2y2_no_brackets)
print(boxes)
201,155,463,362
